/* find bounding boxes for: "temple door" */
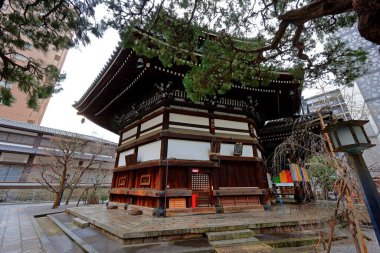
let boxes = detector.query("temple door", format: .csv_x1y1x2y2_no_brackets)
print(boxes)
192,173,211,207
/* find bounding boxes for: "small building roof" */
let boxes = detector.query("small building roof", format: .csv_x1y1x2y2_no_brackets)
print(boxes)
258,111,330,153
0,117,116,146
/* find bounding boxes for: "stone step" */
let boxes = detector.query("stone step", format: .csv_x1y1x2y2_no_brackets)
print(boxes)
215,243,275,253
206,229,253,241
48,214,99,253
49,213,215,253
264,236,320,248
274,245,317,253
181,248,215,253
254,229,349,249
210,228,349,249
120,238,215,253
73,217,90,228
209,237,260,246
254,228,348,244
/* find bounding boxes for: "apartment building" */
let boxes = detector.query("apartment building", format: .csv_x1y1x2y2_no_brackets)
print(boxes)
0,1,68,124
302,89,352,120
303,88,380,179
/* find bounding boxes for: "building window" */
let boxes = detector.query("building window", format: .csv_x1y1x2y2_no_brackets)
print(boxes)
7,133,23,143
24,43,33,50
13,53,28,62
0,132,8,141
21,136,35,145
0,80,12,89
0,165,23,182
54,55,61,62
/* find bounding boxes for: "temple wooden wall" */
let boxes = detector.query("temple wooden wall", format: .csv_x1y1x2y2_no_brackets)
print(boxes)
167,167,188,189
110,106,268,208
217,162,259,188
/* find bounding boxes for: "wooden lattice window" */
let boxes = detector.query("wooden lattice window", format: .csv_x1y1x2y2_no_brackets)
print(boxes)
140,175,151,186
169,198,187,209
192,173,210,191
118,176,127,187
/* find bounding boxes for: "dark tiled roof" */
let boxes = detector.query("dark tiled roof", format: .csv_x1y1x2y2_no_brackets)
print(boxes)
0,118,116,146
259,112,331,136
0,143,114,162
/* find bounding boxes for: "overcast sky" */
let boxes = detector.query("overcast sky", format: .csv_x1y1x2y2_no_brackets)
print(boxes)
41,29,120,143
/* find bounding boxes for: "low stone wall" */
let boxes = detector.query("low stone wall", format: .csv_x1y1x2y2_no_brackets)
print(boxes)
0,187,110,203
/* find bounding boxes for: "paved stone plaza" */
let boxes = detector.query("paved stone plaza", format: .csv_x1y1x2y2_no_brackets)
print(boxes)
0,203,379,253
0,204,46,253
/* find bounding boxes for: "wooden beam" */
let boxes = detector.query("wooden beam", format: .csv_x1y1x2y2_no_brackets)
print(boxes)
210,155,264,162
113,159,220,172
109,188,192,197
166,188,192,197
213,188,266,196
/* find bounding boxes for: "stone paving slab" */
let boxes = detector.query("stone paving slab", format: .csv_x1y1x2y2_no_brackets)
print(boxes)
0,206,43,253
0,203,85,253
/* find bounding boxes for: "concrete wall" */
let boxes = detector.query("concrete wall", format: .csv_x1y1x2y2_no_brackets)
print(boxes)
0,187,110,203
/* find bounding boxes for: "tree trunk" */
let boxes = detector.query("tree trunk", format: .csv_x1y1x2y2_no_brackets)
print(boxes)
76,188,87,207
65,188,74,205
323,186,329,200
279,0,353,22
52,166,67,209
278,0,380,45
53,191,61,209
354,0,380,44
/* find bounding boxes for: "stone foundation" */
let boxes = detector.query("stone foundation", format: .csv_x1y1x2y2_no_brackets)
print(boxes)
0,187,110,202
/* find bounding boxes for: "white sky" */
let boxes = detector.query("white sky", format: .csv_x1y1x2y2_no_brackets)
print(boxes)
41,29,120,143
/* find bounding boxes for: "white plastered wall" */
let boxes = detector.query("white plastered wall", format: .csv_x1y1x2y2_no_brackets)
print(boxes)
118,149,135,167
140,115,163,131
167,139,210,160
137,140,161,162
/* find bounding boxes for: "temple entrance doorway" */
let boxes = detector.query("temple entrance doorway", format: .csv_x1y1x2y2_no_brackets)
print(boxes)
191,172,212,207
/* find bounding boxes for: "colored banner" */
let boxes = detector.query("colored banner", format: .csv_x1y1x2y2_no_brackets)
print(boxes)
289,163,310,182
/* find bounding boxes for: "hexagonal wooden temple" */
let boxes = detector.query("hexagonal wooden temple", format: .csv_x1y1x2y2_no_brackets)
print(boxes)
74,45,302,215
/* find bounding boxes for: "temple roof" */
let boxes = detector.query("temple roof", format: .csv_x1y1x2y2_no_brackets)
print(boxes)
258,111,331,153
74,47,302,134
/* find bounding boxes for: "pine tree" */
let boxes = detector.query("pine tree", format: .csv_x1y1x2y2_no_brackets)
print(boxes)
0,0,102,108
1,1,379,105
104,0,377,99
